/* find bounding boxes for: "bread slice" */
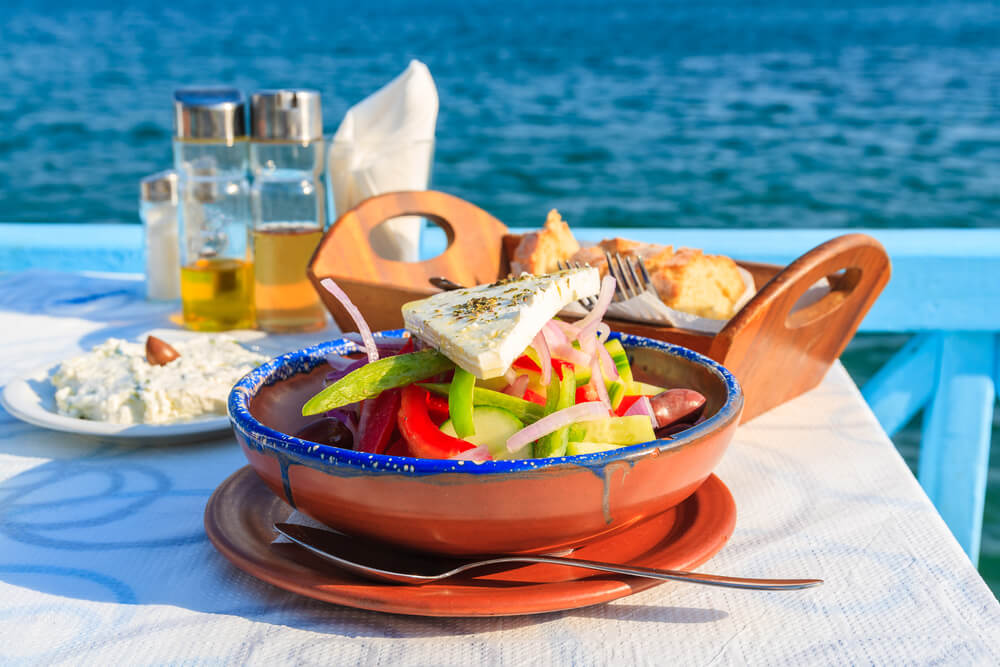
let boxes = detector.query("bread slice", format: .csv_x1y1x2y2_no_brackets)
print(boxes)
510,209,580,275
516,215,746,321
649,248,746,319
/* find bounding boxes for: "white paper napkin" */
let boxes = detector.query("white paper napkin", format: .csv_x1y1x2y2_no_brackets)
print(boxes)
562,269,833,334
328,60,438,262
561,267,758,334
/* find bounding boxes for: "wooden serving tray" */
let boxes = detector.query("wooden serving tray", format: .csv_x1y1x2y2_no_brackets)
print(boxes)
308,191,890,422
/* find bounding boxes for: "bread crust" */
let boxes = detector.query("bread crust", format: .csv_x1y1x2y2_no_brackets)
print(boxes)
509,209,580,275
513,214,746,320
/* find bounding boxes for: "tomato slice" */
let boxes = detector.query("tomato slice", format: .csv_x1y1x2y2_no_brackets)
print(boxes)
397,385,474,459
575,383,601,404
552,359,573,380
615,394,643,417
426,393,450,423
512,355,541,373
523,388,547,406
383,437,410,457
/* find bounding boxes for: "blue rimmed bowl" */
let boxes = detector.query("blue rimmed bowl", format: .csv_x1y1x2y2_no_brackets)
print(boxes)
228,330,743,556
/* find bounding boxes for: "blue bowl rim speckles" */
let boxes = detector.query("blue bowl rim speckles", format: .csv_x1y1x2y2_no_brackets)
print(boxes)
227,329,743,476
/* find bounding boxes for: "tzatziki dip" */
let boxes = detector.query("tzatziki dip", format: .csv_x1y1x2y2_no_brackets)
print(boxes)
52,336,267,424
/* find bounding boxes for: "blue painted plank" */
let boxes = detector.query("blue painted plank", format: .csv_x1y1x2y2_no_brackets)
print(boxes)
861,333,939,436
995,334,1000,396
0,223,143,273
546,229,1000,332
5,224,1000,331
918,332,996,564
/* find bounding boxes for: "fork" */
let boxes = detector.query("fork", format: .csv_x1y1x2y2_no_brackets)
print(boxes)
275,523,823,590
558,253,653,308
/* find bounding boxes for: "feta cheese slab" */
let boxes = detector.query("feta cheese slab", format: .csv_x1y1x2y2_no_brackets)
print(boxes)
402,267,601,378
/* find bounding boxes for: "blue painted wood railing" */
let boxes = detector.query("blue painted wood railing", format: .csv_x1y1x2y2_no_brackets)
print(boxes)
1,223,998,563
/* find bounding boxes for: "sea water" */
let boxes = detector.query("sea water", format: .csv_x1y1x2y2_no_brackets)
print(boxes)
0,0,997,590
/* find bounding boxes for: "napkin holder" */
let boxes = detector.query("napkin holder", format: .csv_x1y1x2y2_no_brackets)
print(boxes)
309,191,890,423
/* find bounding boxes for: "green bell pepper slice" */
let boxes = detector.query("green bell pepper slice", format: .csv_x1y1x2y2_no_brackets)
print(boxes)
533,366,576,458
420,383,545,424
448,367,477,438
302,350,454,416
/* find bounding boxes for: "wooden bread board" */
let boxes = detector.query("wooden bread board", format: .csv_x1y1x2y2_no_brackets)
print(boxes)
308,190,890,423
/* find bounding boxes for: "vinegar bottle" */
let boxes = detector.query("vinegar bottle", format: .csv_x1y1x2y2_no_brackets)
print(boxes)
249,89,327,333
173,88,255,331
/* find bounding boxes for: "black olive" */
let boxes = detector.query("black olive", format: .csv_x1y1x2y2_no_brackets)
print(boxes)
294,419,354,449
649,389,706,429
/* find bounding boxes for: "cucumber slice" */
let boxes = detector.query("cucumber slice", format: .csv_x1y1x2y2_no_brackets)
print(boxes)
476,375,509,392
567,441,621,456
543,375,560,413
567,415,656,445
440,406,524,460
603,339,634,385
606,381,626,410
448,368,477,438
630,381,667,396
573,362,592,387
420,383,544,423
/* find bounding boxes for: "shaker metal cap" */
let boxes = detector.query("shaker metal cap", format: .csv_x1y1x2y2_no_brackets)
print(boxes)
140,169,178,203
250,89,323,141
173,88,247,141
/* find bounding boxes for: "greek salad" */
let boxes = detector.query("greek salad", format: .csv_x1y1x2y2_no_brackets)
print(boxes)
299,270,706,461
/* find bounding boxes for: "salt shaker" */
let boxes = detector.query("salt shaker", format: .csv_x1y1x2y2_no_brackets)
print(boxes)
250,89,327,333
173,88,254,331
140,170,180,301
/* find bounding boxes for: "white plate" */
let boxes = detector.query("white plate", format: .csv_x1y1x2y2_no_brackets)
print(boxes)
1,362,233,445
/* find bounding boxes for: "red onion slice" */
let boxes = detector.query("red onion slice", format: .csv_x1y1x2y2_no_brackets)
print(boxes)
543,321,591,366
506,401,610,454
324,357,368,383
450,445,492,462
325,354,356,371
552,319,581,338
596,341,620,382
542,320,569,347
532,331,552,386
342,331,410,354
596,323,611,345
573,276,616,340
590,355,611,408
624,395,657,429
320,278,378,364
552,344,591,367
503,374,530,397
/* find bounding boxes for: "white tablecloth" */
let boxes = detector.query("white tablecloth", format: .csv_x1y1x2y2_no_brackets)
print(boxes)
0,270,997,666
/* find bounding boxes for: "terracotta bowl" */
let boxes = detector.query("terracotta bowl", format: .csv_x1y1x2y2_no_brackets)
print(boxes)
228,330,743,556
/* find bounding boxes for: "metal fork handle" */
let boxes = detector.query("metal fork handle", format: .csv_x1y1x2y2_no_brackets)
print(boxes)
448,555,823,591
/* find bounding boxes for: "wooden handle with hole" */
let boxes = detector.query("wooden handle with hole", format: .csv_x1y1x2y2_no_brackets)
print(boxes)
710,233,891,421
308,191,509,333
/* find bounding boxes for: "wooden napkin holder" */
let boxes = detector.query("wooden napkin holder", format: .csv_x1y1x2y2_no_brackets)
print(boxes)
308,190,890,422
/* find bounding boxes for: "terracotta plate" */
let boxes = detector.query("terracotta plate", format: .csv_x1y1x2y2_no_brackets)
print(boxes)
205,467,737,617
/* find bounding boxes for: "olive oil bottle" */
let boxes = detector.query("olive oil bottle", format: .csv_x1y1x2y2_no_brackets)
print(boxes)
173,88,255,331
249,90,327,333
180,256,254,331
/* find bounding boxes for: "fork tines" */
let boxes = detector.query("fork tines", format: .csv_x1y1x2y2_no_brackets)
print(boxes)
557,254,653,311
604,251,652,302
557,259,598,308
